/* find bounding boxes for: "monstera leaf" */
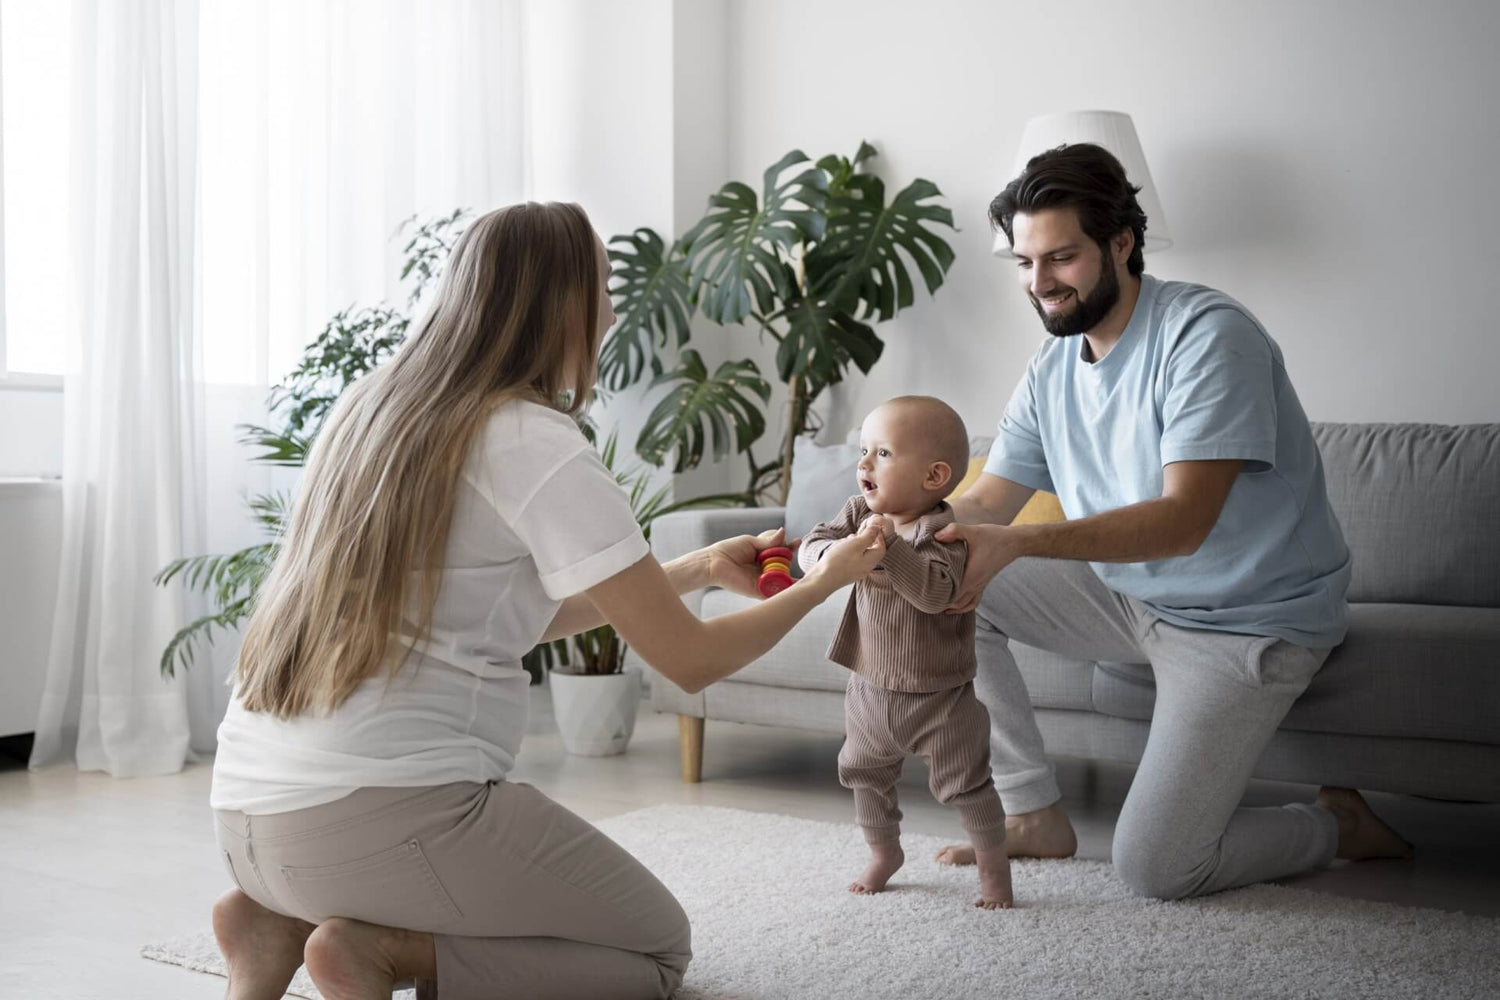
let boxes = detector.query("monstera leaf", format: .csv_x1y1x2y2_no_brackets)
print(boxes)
816,141,877,200
806,172,956,322
598,228,695,391
772,289,882,389
636,350,771,473
680,149,828,325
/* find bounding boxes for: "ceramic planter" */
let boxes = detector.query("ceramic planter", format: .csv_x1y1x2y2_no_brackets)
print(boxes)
547,668,642,756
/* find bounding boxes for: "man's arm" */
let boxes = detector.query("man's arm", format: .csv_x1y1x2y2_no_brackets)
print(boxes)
939,459,1242,612
1009,459,1241,562
949,472,1037,527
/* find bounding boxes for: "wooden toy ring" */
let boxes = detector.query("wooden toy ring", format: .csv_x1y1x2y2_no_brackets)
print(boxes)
757,570,794,597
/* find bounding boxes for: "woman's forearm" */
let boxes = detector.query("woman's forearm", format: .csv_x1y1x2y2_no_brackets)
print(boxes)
539,549,713,643
670,574,842,692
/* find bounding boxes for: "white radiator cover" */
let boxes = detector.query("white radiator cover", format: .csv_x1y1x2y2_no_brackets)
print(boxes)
0,479,62,738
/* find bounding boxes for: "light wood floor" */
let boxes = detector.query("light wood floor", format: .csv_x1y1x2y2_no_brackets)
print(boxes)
2,687,1497,999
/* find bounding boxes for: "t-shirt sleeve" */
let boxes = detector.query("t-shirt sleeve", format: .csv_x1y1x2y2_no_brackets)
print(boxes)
984,356,1055,492
510,447,649,600
1159,309,1277,472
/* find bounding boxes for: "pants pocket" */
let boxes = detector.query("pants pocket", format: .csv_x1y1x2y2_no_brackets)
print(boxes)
281,838,463,930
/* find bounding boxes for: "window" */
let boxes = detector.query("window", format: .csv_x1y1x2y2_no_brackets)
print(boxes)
0,0,71,379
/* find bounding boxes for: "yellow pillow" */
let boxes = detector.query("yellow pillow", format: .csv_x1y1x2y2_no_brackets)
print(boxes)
952,455,1065,524
952,455,988,497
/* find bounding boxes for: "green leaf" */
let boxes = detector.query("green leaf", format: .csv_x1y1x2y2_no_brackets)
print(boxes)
237,424,311,467
158,596,254,679
636,349,770,473
680,149,828,325
815,140,879,200
599,229,695,391
772,291,883,387
806,175,956,322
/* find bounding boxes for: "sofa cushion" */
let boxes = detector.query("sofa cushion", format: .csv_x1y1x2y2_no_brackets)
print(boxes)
784,437,861,545
1088,604,1500,745
1313,422,1500,607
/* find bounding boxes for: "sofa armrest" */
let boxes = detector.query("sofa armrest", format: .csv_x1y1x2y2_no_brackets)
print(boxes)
649,506,788,564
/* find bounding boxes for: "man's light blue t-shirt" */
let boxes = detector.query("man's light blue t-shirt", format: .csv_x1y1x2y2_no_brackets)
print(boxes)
985,273,1351,649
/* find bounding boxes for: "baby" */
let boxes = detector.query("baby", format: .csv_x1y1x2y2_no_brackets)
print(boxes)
798,395,1012,909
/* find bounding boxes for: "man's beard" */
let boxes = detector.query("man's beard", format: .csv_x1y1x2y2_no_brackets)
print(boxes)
1029,252,1121,337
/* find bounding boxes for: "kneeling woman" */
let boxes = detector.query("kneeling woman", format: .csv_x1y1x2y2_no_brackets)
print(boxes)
209,202,884,1000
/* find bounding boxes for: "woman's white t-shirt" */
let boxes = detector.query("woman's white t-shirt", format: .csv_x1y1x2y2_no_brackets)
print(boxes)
211,400,648,814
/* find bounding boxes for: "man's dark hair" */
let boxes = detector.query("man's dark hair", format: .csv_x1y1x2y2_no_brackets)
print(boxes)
989,143,1148,277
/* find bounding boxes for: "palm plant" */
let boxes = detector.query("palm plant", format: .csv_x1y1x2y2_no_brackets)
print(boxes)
602,142,957,503
153,210,469,678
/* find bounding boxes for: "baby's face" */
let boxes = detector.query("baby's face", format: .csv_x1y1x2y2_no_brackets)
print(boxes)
856,406,941,517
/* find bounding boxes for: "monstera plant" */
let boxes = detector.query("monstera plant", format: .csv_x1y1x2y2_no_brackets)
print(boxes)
600,142,957,504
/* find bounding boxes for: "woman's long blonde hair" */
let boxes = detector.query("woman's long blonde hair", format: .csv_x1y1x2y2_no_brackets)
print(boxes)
235,202,603,718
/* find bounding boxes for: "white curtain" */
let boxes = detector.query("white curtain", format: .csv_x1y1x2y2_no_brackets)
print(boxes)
31,0,527,776
30,0,204,776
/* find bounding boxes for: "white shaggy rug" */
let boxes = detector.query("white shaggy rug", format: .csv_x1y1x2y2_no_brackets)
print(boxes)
145,804,1500,999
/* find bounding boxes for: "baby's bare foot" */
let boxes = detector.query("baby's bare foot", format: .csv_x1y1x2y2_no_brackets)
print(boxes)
936,802,1076,864
1316,787,1415,860
212,889,316,1000
973,844,1014,910
850,842,905,895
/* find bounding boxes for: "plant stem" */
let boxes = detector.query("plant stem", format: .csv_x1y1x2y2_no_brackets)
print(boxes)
778,374,804,505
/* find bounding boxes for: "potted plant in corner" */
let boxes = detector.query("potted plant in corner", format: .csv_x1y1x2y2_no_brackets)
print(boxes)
539,433,741,756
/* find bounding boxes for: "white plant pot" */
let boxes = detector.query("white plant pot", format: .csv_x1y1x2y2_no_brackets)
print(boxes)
548,668,642,756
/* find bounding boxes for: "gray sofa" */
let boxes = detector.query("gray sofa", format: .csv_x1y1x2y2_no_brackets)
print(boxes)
637,422,1500,802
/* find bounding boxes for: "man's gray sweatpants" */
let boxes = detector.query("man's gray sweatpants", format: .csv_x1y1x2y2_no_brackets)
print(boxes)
976,557,1339,900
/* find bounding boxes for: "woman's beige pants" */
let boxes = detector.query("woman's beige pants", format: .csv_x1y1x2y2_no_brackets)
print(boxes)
214,781,691,999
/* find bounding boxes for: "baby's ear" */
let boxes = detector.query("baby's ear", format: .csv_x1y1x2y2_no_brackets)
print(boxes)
926,461,953,492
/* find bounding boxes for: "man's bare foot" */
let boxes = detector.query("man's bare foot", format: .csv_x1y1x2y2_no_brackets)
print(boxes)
973,844,1014,910
303,917,437,1000
850,842,905,895
212,889,316,1000
1316,787,1415,860
936,802,1077,865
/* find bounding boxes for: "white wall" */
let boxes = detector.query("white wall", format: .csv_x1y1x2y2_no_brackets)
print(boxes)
693,0,1500,479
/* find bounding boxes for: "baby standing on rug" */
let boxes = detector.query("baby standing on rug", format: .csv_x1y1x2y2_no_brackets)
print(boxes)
799,395,1013,909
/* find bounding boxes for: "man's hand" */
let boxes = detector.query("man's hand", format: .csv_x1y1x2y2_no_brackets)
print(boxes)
934,522,1023,613
860,512,896,542
706,527,799,600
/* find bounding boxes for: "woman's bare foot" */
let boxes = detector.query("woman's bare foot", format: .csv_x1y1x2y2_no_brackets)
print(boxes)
1316,787,1415,860
936,802,1077,865
212,889,316,1000
303,917,437,1000
973,844,1014,910
850,842,905,895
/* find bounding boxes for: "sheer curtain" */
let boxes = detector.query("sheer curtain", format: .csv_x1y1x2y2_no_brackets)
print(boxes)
31,0,527,776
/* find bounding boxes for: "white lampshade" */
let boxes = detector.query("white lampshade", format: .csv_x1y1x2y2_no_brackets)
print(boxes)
993,110,1171,256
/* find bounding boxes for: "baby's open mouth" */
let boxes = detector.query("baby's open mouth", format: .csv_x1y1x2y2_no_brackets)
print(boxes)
860,478,877,492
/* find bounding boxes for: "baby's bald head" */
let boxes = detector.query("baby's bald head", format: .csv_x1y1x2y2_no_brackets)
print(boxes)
869,395,969,499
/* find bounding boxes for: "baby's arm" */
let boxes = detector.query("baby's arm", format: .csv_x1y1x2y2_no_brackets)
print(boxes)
879,534,968,614
796,496,865,575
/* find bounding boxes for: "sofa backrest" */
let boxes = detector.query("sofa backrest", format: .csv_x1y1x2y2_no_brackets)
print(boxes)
1313,422,1500,607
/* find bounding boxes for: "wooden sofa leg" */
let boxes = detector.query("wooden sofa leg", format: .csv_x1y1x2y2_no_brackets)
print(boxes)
678,715,704,783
